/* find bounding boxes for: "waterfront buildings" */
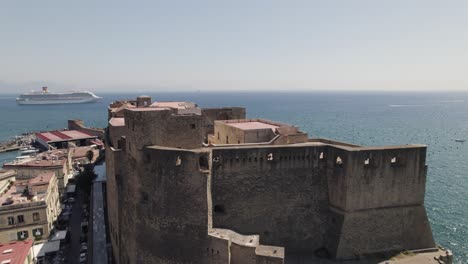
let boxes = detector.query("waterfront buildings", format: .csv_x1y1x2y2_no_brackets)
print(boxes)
35,130,98,150
3,146,99,196
3,150,71,195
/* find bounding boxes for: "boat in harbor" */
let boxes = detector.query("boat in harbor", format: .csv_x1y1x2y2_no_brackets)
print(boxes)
16,86,102,105
19,147,39,155
455,139,465,142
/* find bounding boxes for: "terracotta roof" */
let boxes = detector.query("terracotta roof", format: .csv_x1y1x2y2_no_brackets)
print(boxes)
0,240,33,264
36,130,96,143
3,158,65,168
70,147,97,159
28,172,54,186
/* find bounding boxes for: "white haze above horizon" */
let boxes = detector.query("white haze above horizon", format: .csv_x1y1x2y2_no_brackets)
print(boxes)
1,0,468,93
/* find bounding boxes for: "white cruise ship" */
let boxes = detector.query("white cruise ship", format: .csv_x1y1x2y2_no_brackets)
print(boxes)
16,87,102,105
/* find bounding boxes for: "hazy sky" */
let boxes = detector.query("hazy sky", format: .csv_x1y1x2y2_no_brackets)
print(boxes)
1,0,468,92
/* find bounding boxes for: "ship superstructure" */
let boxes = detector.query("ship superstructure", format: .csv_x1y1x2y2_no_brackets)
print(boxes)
16,87,101,105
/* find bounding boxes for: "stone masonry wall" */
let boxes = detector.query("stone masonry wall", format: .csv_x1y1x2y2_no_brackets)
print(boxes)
134,147,209,263
325,145,435,259
210,145,330,254
124,109,205,150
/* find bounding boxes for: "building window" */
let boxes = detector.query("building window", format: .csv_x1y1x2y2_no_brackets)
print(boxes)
33,213,40,222
17,215,24,224
32,228,43,238
17,230,28,240
190,124,196,129
7,217,14,225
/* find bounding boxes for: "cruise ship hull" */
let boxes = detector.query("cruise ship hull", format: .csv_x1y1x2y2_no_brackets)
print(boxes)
17,97,100,105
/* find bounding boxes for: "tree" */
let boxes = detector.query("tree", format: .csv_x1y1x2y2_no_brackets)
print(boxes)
86,150,94,163
76,165,96,197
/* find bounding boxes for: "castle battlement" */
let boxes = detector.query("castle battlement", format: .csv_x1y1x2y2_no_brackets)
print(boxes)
105,96,436,264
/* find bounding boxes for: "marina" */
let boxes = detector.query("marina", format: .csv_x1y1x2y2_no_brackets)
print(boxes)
0,133,35,153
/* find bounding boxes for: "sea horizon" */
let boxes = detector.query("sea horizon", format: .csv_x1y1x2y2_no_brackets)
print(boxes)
0,91,467,262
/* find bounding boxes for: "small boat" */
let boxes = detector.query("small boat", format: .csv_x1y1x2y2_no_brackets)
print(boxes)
20,148,39,155
455,139,465,143
16,156,31,160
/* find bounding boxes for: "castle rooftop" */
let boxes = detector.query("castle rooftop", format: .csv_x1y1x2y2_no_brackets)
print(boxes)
225,120,279,131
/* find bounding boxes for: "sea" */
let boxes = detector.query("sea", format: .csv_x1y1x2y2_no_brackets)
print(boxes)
0,91,467,263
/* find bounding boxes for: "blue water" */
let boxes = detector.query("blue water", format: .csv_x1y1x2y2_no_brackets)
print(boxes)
0,91,467,262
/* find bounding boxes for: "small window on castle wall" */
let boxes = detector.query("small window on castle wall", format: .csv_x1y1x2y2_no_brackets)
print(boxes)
335,156,343,166
190,124,196,129
199,156,209,170
214,205,225,214
391,157,397,163
267,153,273,161
319,152,324,160
176,156,182,166
364,158,370,165
141,192,149,203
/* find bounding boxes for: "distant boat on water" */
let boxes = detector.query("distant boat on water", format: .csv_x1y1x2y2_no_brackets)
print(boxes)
16,86,102,105
455,139,465,143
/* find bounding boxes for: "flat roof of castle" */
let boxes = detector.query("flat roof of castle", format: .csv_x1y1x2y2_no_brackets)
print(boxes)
151,101,197,109
127,107,171,112
226,121,279,131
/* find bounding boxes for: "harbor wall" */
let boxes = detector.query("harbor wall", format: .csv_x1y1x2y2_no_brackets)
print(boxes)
68,119,104,139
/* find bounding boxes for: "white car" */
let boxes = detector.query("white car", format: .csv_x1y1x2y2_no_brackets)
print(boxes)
79,252,87,263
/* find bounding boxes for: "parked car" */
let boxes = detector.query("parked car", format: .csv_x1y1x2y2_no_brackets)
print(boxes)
80,244,88,252
79,252,87,263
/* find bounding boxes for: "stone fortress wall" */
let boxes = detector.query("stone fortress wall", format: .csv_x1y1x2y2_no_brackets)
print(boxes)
67,119,104,138
105,96,437,264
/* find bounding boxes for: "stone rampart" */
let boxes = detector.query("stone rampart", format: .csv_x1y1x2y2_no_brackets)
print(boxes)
68,119,104,138
210,145,329,253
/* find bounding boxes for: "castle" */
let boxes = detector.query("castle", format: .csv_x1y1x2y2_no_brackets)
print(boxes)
105,96,437,263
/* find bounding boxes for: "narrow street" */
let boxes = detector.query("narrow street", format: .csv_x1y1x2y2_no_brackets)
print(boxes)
67,190,84,264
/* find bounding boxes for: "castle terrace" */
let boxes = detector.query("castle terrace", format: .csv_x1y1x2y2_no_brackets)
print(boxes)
226,121,279,130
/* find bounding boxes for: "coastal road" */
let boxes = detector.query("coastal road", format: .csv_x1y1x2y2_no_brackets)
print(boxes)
67,190,84,264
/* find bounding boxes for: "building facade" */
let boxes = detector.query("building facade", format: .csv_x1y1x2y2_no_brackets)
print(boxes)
0,172,60,244
106,96,436,264
3,150,71,196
